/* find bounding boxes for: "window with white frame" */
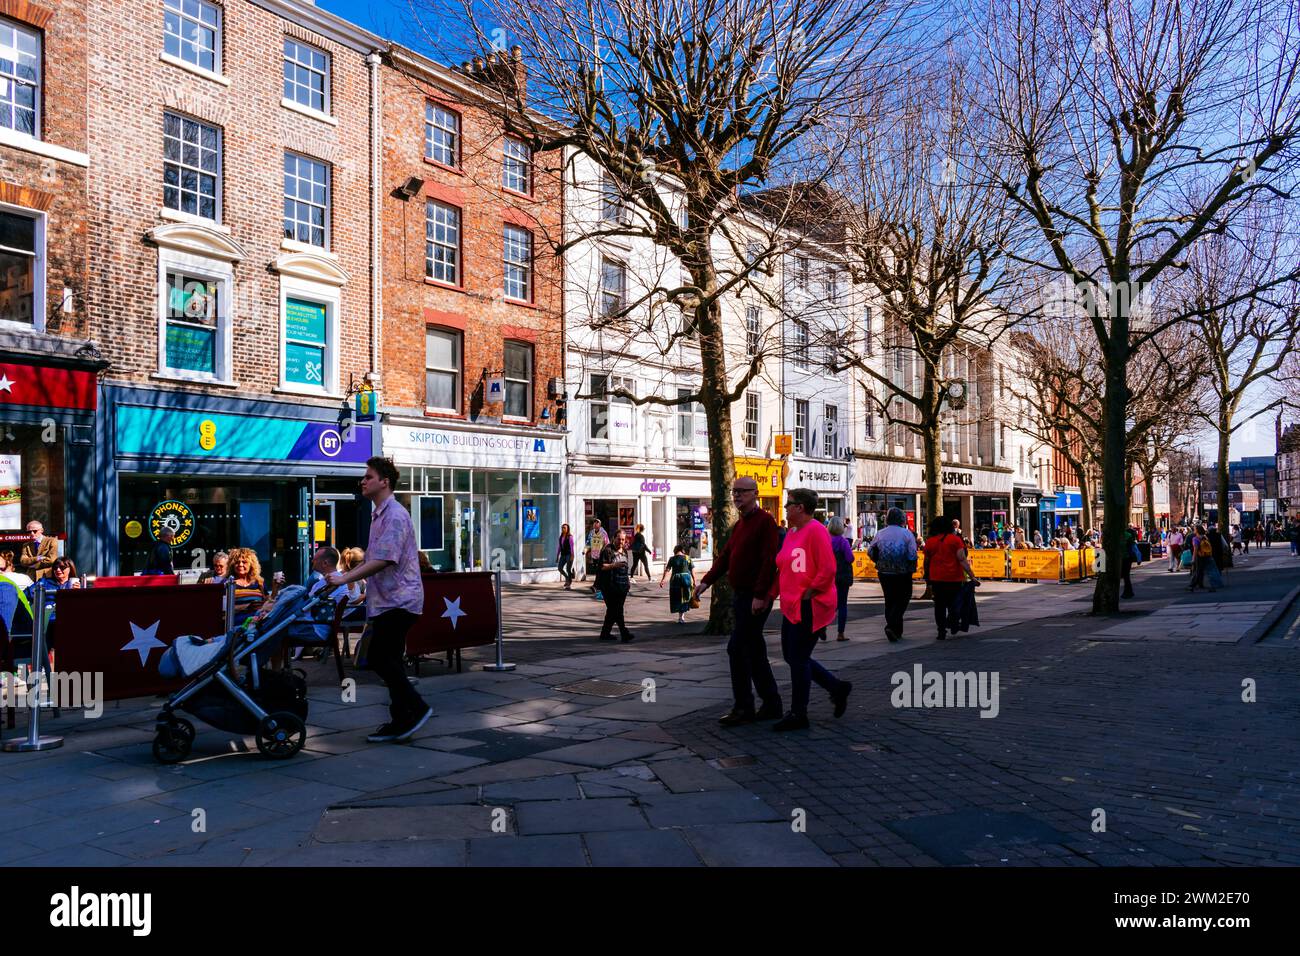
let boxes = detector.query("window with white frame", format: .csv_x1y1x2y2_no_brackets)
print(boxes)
163,112,220,221
600,256,625,318
283,296,329,390
590,372,634,442
425,327,462,412
283,152,329,248
793,320,810,369
601,173,627,223
862,386,875,439
794,399,809,454
504,341,533,419
0,19,39,136
425,200,460,284
823,403,838,457
0,208,42,327
675,387,705,447
283,38,329,114
863,307,874,355
744,391,760,451
164,0,220,72
825,268,838,303
796,256,809,290
503,225,532,302
424,103,459,166
502,137,531,194
162,268,224,379
745,305,760,356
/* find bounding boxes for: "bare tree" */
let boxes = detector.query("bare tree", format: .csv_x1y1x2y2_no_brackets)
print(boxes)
1173,214,1300,525
819,56,1029,529
979,0,1300,612
405,0,903,630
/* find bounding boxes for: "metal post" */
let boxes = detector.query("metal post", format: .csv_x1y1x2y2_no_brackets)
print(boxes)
4,586,63,752
481,569,515,672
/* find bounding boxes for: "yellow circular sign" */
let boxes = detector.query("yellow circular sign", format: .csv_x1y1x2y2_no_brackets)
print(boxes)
198,419,217,452
125,520,143,539
149,499,196,548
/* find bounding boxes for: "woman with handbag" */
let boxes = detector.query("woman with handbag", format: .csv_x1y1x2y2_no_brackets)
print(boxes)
556,523,576,589
659,544,695,624
924,515,978,640
597,529,635,642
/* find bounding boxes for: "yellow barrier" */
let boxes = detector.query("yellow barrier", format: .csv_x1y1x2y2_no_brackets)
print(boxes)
853,551,876,580
1010,549,1063,580
1062,548,1082,580
1084,547,1096,575
967,549,1008,580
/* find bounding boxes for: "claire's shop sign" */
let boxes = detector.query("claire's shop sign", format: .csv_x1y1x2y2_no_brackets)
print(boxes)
640,479,671,493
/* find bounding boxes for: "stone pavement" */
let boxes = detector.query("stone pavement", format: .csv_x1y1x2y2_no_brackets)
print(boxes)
1,551,1297,866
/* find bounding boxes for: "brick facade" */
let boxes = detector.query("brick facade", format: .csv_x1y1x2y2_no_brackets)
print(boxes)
379,50,564,425
84,0,376,399
0,0,88,341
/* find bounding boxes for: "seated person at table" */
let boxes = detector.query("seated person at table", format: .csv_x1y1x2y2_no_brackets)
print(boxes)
227,548,269,625
284,547,352,655
0,550,33,591
198,551,231,585
339,547,367,619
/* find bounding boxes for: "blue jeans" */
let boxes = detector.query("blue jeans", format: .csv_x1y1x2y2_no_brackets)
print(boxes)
780,601,844,718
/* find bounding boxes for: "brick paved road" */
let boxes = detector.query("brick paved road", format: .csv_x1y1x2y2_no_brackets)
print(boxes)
668,556,1300,866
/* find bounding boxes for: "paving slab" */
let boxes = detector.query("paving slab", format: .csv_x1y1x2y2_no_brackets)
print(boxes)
312,805,503,842
467,833,588,867
649,757,743,793
639,791,783,828
438,757,594,785
263,840,469,867
513,798,649,835
532,737,676,768
275,747,486,789
582,828,704,867
482,776,582,802
680,822,838,867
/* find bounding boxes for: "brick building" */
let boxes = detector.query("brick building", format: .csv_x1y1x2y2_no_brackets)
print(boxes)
377,46,566,580
85,0,384,578
0,0,100,571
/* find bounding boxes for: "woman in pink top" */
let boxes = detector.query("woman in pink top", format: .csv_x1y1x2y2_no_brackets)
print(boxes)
766,488,852,731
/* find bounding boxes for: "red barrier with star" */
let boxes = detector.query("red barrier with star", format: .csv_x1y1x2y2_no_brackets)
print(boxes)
404,572,498,656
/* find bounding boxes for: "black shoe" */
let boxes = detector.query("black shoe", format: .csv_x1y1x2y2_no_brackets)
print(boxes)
754,702,783,720
598,635,616,641
936,631,947,640
772,713,810,732
885,627,901,643
832,682,852,719
367,723,400,743
718,708,755,727
393,705,434,742
620,633,635,643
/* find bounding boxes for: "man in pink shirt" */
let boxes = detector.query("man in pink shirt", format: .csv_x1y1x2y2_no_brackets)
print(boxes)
767,487,852,731
327,456,431,743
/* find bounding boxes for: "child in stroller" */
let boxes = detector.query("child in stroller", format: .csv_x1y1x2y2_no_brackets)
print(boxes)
152,582,347,763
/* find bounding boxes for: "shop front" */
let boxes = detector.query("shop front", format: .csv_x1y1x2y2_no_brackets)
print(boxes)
788,458,851,524
384,421,565,582
102,385,378,582
855,490,918,541
856,458,1014,536
1052,491,1083,535
568,468,713,565
0,353,102,574
1014,487,1046,540
735,457,784,520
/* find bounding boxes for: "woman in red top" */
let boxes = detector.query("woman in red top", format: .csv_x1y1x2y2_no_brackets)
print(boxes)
923,515,977,640
767,488,852,731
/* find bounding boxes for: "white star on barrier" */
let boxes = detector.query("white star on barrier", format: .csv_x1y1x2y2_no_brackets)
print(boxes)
0,374,12,393
441,596,467,630
122,620,166,666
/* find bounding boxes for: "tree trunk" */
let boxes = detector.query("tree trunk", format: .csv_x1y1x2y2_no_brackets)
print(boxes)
1141,462,1157,531
921,365,942,532
1070,459,1094,536
1215,401,1234,532
1092,340,1128,615
695,266,739,636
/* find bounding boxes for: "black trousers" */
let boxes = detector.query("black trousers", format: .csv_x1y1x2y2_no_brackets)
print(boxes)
1121,558,1134,597
557,555,574,582
631,551,651,579
368,609,426,723
878,573,913,636
599,589,631,639
727,591,781,713
931,581,963,636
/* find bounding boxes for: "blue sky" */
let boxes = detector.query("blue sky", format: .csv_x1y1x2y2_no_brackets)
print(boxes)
316,0,411,39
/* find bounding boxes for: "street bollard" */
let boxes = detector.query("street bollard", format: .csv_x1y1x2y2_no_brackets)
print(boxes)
481,569,516,672
3,588,64,752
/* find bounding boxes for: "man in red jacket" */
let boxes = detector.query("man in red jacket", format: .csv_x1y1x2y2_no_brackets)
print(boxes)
695,476,782,726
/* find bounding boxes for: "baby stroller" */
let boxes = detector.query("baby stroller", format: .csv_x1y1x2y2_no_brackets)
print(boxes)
151,584,335,763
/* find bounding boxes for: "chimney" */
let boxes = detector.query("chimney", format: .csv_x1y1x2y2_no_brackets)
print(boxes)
456,46,527,104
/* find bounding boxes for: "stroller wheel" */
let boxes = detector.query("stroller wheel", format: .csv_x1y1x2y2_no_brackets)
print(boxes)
170,718,196,744
256,711,306,759
152,727,192,764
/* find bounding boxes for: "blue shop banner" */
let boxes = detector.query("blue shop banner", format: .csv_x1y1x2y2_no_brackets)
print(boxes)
116,405,372,464
1054,492,1082,510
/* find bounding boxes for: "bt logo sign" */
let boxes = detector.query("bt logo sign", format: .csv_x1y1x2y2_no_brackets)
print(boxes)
318,428,343,458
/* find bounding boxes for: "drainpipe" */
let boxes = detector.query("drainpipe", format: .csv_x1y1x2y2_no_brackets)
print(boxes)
366,51,383,389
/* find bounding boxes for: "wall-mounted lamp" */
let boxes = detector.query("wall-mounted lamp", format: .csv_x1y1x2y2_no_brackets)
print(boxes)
395,176,425,200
